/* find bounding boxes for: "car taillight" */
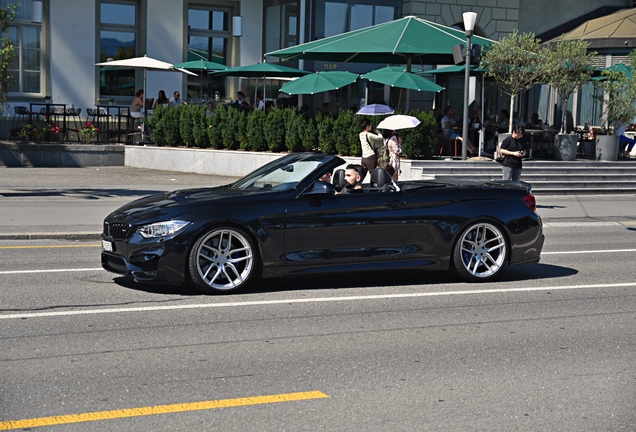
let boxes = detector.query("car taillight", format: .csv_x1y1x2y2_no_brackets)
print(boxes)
522,194,536,212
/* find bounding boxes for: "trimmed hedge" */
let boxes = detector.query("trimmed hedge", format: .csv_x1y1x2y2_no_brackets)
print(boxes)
147,105,438,159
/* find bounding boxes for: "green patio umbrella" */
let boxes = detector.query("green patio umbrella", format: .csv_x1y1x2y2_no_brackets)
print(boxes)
171,60,228,99
592,62,632,81
361,66,444,92
279,71,359,95
212,63,310,107
266,15,495,69
427,64,488,74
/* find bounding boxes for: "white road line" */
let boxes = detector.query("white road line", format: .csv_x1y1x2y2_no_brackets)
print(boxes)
1,282,635,320
542,248,636,255
0,268,104,275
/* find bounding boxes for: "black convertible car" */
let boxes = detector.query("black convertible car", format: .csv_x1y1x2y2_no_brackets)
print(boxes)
102,153,544,294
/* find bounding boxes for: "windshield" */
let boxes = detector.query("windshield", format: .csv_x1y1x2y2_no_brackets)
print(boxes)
232,153,335,191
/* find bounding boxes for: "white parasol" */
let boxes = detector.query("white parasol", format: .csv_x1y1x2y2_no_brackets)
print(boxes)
376,114,421,130
96,55,196,141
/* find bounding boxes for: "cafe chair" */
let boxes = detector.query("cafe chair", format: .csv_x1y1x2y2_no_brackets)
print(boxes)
86,108,112,142
12,106,37,138
64,108,83,141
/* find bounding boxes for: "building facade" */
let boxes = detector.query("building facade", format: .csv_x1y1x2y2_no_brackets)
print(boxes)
3,0,633,132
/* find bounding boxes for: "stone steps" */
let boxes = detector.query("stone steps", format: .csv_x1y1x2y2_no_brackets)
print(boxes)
409,160,636,195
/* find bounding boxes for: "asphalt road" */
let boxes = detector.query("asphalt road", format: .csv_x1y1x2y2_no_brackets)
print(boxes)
1,223,635,431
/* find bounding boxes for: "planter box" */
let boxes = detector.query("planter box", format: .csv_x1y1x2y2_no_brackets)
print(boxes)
554,134,578,161
595,135,619,161
0,142,125,167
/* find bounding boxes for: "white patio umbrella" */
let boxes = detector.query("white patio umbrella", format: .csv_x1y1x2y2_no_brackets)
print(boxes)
376,114,420,130
95,55,196,140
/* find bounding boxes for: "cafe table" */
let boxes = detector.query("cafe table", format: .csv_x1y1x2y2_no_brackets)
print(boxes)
29,103,67,141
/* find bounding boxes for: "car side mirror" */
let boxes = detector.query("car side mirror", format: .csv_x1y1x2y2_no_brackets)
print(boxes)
305,181,336,196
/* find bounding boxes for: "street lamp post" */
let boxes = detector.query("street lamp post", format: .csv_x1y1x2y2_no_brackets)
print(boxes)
461,12,477,161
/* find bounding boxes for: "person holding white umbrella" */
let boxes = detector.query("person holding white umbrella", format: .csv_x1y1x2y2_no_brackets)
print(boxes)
377,114,420,181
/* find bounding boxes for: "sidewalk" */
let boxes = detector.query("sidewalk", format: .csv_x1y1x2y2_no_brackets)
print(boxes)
0,166,634,240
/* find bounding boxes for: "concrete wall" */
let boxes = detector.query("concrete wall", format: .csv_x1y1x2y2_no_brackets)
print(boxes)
124,146,416,180
0,143,124,167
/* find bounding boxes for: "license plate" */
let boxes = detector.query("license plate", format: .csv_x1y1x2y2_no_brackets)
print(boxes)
102,240,113,252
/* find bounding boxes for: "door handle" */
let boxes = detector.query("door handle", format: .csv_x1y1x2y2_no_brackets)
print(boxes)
385,200,407,208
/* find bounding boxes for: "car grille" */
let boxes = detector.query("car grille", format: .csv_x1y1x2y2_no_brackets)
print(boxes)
104,221,131,240
104,255,127,274
141,260,158,276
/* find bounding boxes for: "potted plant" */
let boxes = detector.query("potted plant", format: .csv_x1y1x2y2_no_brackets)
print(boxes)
593,50,636,161
544,38,596,161
77,122,99,143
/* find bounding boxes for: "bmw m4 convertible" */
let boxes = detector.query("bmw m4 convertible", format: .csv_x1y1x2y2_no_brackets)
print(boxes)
102,153,544,294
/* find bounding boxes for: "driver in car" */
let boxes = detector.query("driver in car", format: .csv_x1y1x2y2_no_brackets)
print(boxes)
339,164,366,194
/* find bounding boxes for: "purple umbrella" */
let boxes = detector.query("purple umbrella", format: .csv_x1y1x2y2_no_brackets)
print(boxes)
356,104,394,116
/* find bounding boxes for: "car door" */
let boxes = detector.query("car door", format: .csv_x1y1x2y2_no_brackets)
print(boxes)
283,189,414,266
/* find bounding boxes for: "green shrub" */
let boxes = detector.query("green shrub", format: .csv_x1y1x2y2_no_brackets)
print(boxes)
162,106,182,147
264,107,287,152
208,106,226,149
301,118,319,152
399,110,437,159
285,111,304,152
146,106,167,145
190,105,209,148
245,109,266,151
221,107,243,150
332,109,353,155
179,105,195,147
316,112,336,154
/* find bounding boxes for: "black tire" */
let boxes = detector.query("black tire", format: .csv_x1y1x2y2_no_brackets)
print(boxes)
452,221,507,282
188,226,257,294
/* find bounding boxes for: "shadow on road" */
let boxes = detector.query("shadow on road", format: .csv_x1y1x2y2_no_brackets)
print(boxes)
110,263,577,296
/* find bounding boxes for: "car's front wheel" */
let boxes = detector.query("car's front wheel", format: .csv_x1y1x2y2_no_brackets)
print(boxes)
453,222,507,281
188,227,256,294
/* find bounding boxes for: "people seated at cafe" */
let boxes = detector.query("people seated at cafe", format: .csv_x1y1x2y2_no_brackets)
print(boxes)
206,101,216,117
496,109,510,129
153,90,169,109
527,112,544,129
513,111,525,127
130,89,144,119
470,106,490,129
169,91,185,107
254,92,265,111
441,105,475,154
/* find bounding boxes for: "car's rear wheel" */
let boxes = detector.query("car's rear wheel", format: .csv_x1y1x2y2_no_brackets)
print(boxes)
453,222,507,281
188,227,256,294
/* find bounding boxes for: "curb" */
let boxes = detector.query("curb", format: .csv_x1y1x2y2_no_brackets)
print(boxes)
0,232,102,241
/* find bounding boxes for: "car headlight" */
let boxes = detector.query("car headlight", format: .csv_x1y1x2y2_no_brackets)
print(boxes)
137,220,191,238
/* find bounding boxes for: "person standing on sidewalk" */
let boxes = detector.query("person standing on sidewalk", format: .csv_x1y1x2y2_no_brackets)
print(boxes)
500,124,527,181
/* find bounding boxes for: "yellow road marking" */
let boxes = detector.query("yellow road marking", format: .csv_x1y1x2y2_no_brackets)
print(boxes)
0,391,329,430
0,244,100,250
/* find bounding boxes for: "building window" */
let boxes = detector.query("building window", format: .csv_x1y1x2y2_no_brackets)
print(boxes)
319,0,398,38
99,1,139,97
5,1,42,95
187,6,231,100
265,2,298,53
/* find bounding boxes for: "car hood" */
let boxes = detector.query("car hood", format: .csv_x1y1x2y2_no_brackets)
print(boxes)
106,185,279,224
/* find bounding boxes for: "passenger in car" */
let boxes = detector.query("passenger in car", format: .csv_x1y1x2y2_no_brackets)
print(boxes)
376,162,400,191
339,164,367,194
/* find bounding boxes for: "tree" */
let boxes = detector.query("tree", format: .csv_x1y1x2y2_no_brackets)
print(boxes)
544,38,596,134
594,49,636,135
480,29,545,134
0,2,19,108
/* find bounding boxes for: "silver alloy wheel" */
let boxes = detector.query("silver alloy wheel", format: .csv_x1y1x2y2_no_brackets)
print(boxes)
457,222,506,278
195,228,254,291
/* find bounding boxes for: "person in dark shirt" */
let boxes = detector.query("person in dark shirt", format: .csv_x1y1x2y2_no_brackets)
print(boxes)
339,164,367,194
500,124,527,181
